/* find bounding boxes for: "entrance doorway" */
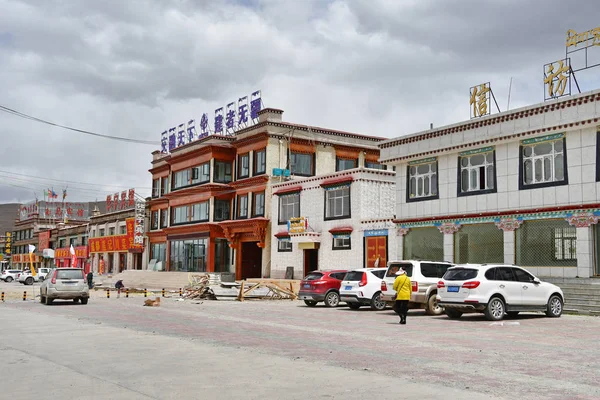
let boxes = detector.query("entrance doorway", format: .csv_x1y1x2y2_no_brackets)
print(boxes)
107,254,114,274
304,249,319,276
365,236,387,268
241,241,262,279
119,253,126,273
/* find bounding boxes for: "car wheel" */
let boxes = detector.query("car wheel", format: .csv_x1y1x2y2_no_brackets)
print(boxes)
73,298,80,303
426,294,444,315
324,292,340,308
506,311,520,318
25,277,33,285
304,300,318,307
81,298,89,305
445,309,463,319
545,295,563,318
348,303,361,310
484,297,505,321
370,292,386,311
45,294,53,306
6,277,13,283
40,294,45,303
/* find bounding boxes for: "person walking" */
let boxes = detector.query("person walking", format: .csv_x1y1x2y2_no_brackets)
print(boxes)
86,271,94,290
393,268,412,325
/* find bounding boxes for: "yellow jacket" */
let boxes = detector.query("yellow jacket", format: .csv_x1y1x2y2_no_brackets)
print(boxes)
393,274,412,301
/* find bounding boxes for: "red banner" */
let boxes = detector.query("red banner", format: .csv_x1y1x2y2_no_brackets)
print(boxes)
38,231,50,251
55,246,88,260
89,218,136,253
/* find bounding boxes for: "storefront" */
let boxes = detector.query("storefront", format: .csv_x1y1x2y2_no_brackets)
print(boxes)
89,217,146,274
54,246,90,272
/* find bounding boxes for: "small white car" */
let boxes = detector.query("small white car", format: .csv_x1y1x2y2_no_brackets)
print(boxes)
339,268,387,310
1,269,23,282
437,264,564,321
380,260,454,315
17,268,51,285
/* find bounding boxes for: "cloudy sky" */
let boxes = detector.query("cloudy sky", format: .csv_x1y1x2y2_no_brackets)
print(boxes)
1,0,599,203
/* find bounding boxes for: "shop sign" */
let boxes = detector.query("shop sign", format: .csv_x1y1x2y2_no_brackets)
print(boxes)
161,90,263,153
4,232,11,255
106,189,135,212
20,201,88,221
55,246,88,259
288,217,308,234
38,231,50,251
364,229,388,237
133,201,145,247
89,218,135,253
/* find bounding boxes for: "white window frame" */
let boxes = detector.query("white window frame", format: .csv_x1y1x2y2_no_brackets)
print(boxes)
325,185,350,220
279,193,300,224
408,160,438,200
459,151,495,193
332,235,351,250
522,139,565,186
277,239,292,252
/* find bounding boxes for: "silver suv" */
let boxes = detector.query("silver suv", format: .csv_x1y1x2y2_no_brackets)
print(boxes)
380,260,454,315
40,268,89,305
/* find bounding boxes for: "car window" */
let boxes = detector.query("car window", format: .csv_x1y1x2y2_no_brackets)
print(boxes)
56,270,84,280
330,273,345,280
512,268,534,283
303,272,323,281
497,267,516,281
386,263,414,278
420,263,451,278
371,270,386,279
485,268,498,280
443,268,478,281
344,271,364,281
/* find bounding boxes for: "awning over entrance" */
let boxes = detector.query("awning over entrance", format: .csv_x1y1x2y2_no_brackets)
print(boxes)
220,218,269,248
290,232,321,243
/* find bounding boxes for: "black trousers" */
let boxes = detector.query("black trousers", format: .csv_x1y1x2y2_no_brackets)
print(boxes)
394,300,409,318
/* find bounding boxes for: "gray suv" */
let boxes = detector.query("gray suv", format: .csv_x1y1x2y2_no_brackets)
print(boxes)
40,268,89,305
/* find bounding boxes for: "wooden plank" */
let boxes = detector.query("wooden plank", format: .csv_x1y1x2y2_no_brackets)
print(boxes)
237,281,245,302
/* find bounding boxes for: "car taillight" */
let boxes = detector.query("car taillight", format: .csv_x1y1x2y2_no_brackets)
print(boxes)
437,281,445,289
358,273,367,287
381,281,387,291
51,270,57,284
412,281,418,292
462,281,480,289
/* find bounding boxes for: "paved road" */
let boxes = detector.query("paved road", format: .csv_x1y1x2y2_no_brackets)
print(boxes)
1,294,599,400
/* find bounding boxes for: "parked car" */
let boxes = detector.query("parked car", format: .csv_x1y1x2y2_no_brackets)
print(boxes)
339,268,387,310
380,260,454,315
437,264,564,321
17,268,51,285
298,270,347,307
0,269,23,282
39,268,89,305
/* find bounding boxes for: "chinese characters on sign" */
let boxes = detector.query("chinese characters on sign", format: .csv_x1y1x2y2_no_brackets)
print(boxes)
38,231,50,251
544,59,571,100
89,218,136,253
134,201,145,247
4,232,11,255
106,189,136,212
19,201,88,221
160,90,263,153
469,83,491,118
566,27,600,50
287,217,308,234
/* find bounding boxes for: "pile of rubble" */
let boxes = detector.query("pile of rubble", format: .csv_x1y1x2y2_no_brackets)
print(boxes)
181,274,217,300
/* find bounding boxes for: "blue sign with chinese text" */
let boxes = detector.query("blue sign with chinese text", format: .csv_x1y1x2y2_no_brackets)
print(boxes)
364,229,388,237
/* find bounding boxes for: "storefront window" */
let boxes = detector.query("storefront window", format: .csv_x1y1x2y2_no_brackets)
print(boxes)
516,220,576,266
169,238,207,272
214,200,231,221
214,161,233,183
214,238,230,272
454,223,503,264
151,243,166,263
403,227,443,261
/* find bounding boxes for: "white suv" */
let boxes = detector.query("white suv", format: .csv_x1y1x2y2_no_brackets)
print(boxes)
339,268,387,310
0,269,23,282
380,260,454,315
18,268,51,285
437,264,564,321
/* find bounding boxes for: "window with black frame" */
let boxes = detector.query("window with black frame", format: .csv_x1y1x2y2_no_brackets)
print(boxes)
336,157,357,171
458,147,496,196
214,161,233,183
214,199,231,221
152,179,160,198
365,161,385,170
407,158,438,201
151,211,159,230
191,162,210,185
278,192,300,224
253,191,265,217
325,185,350,220
520,134,567,190
160,209,168,228
238,153,249,179
290,152,314,176
160,176,169,196
254,149,266,175
237,194,248,219
278,238,292,252
332,234,351,250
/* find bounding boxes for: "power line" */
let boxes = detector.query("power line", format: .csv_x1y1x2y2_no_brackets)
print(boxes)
0,169,151,190
0,104,160,145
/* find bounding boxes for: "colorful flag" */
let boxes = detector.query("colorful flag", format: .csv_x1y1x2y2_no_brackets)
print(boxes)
70,244,77,268
63,189,67,200
28,244,37,276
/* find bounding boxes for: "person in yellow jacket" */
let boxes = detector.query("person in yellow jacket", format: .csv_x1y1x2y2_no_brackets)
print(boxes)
393,268,412,325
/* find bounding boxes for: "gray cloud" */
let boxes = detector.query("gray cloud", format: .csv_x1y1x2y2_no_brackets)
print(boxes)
0,0,598,203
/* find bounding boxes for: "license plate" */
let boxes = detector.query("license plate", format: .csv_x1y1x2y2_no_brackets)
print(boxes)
448,286,460,293
344,286,352,290
303,284,311,289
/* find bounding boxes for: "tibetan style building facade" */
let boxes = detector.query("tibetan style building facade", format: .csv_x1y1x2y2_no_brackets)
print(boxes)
379,89,600,279
148,108,386,279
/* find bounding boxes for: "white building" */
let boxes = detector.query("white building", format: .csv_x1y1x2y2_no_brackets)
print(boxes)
270,167,397,279
379,89,600,279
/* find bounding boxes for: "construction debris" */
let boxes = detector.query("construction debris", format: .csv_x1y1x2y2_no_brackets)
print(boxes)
237,280,298,302
181,274,217,300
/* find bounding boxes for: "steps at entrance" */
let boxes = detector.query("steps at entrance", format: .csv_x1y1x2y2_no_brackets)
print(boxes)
543,278,600,314
94,270,224,291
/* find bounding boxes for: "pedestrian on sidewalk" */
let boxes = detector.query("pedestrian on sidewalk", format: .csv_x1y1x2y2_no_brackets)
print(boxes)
393,268,412,325
86,271,94,289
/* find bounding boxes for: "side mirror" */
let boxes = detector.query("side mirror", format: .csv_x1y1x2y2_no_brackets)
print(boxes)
532,277,541,284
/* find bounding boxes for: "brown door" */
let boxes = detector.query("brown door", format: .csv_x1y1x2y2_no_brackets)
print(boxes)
365,236,387,268
241,242,262,279
119,253,126,272
303,249,318,276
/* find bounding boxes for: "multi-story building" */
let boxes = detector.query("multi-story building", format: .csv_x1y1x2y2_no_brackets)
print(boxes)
270,167,396,279
52,224,90,270
379,89,600,279
148,107,386,279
